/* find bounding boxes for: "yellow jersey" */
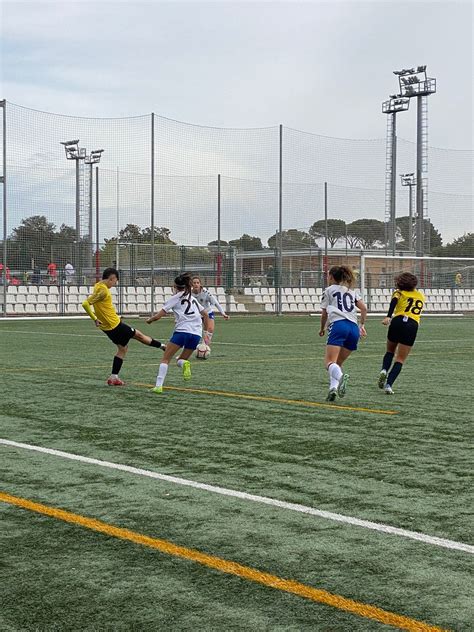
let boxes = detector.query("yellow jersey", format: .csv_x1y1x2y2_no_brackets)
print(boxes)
391,289,425,324
86,282,121,331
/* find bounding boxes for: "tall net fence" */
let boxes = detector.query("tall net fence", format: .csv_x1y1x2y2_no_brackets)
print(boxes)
1,101,472,316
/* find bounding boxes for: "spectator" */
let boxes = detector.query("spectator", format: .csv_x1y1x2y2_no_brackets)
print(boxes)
65,262,75,285
47,261,58,285
31,266,41,285
266,265,274,287
455,272,462,288
0,263,11,285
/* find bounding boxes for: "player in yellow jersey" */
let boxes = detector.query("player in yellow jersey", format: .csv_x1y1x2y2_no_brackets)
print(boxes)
378,272,425,394
82,268,166,386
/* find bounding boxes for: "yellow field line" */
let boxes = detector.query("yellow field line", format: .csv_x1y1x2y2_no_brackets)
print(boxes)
134,382,398,415
0,491,447,632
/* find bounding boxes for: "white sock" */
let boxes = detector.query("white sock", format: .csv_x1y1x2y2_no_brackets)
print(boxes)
155,363,169,387
204,331,213,343
328,362,343,390
176,359,185,368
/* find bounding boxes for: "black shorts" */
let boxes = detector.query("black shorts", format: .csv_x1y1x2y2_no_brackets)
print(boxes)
104,322,136,346
387,315,418,347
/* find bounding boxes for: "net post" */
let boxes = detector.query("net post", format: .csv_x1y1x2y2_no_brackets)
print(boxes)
150,112,155,314
323,181,328,287
360,253,366,303
276,124,283,315
217,173,222,287
1,100,6,317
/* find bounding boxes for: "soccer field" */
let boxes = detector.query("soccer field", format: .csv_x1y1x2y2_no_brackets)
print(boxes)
1,315,473,631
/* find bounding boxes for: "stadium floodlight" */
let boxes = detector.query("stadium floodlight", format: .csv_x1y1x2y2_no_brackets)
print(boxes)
393,65,437,255
60,140,80,160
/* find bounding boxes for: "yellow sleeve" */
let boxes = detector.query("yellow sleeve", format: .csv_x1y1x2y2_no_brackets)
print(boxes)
82,299,97,321
87,287,106,305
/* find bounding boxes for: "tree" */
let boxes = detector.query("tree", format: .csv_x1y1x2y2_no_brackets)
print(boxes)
228,234,264,251
432,233,474,257
396,216,442,250
208,240,229,247
267,229,312,250
309,219,346,247
140,226,176,245
346,219,386,249
118,224,143,243
10,215,74,269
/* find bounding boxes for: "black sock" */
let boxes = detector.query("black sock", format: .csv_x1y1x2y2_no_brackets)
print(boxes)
387,361,403,386
382,352,394,372
150,339,163,348
112,356,123,375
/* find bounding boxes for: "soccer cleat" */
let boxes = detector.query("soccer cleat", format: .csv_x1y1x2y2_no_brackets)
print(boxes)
107,377,125,386
337,373,349,398
326,388,337,402
182,360,192,381
151,386,163,394
161,344,167,352
384,385,394,395
378,370,387,389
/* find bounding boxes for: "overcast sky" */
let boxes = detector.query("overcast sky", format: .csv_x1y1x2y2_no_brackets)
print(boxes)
1,0,472,148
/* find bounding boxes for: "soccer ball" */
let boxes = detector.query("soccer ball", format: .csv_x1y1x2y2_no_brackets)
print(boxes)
195,343,211,360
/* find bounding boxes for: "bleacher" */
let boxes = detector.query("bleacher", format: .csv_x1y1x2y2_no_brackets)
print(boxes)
3,285,247,316
242,286,474,313
3,284,474,316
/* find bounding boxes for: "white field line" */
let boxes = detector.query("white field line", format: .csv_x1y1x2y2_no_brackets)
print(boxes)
1,438,472,555
0,328,468,348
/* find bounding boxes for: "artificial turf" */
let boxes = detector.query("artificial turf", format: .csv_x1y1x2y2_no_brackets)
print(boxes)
0,315,473,631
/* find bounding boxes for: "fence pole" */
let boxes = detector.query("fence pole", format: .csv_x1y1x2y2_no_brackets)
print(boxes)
324,181,328,288
95,166,100,282
217,173,222,286
150,112,155,313
1,100,6,316
277,124,283,315
75,159,80,282
115,167,120,273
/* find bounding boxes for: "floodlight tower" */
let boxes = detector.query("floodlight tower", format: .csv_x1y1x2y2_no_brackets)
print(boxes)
61,140,85,271
85,149,104,245
61,142,104,277
394,66,436,255
382,95,410,255
400,173,416,251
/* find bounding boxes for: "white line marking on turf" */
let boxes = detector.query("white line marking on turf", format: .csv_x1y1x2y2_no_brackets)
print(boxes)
1,438,472,555
0,329,468,348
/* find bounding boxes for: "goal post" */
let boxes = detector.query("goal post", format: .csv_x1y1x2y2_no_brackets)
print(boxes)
360,254,474,313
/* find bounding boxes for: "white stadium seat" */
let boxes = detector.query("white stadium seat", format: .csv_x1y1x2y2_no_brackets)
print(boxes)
18,286,28,294
7,286,17,294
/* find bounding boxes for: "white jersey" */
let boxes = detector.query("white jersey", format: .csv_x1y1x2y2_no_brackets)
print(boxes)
163,292,206,336
321,284,361,325
192,288,225,315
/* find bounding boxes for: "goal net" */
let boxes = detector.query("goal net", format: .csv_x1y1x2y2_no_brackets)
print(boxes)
360,255,474,313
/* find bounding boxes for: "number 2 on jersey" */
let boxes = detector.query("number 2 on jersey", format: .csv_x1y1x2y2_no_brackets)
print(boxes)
181,298,196,315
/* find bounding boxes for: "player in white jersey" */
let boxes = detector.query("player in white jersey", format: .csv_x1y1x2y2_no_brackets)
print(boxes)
191,275,229,346
146,273,210,394
319,266,367,402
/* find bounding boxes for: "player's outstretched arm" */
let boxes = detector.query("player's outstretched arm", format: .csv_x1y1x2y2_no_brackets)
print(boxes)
82,299,102,327
146,309,167,324
211,295,228,319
